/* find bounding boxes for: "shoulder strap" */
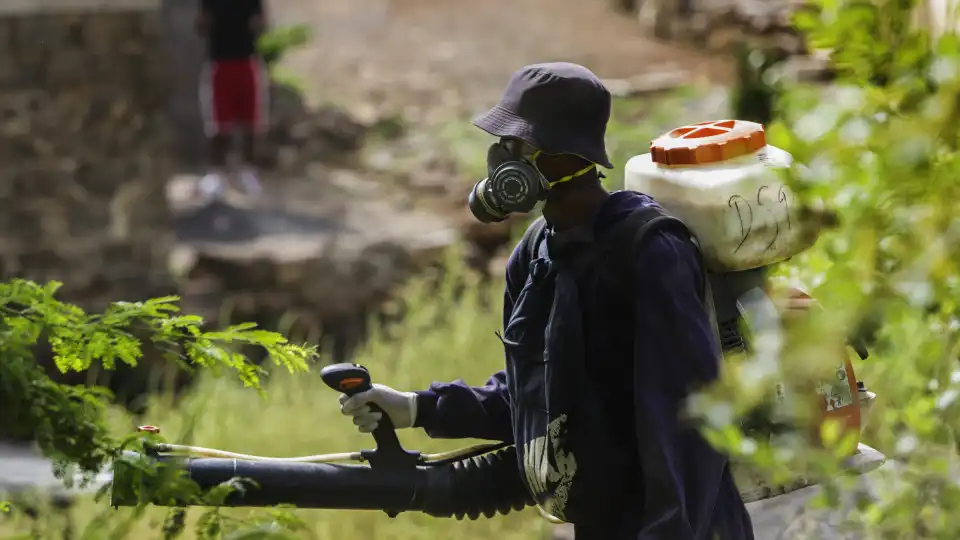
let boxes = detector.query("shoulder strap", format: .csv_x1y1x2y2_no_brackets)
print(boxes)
514,208,721,353
607,206,722,352
610,206,677,247
603,205,684,266
519,217,549,267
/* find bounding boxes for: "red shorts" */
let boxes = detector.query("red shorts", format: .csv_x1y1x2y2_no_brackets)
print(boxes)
199,58,269,136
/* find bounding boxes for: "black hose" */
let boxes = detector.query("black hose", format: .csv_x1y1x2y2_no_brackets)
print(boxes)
111,446,534,520
418,446,533,520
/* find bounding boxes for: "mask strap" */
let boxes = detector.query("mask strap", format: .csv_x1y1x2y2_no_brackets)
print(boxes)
527,150,597,187
548,163,597,186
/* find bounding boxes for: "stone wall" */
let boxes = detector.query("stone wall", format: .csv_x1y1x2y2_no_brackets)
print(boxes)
630,0,810,56
160,0,207,168
0,0,177,311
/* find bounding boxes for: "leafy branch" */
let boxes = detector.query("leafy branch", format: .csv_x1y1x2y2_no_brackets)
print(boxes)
0,278,317,479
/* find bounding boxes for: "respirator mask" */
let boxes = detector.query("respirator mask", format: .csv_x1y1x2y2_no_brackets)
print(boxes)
467,138,597,223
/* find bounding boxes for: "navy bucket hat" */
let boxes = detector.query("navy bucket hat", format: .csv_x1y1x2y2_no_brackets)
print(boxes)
472,62,613,169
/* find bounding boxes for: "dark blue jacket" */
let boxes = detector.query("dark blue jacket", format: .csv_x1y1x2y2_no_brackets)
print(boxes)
414,191,753,539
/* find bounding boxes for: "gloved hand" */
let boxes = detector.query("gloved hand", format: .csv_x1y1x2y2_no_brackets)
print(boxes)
339,384,418,433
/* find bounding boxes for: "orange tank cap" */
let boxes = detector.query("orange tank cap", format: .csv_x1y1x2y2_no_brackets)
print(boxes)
650,120,767,166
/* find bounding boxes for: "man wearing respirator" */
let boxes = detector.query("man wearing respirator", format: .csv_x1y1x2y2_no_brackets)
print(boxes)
339,62,753,539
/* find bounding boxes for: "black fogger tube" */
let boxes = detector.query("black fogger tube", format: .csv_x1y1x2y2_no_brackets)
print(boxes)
110,451,419,510
110,447,534,520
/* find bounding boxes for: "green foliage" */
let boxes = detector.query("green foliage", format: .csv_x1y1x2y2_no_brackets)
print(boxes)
257,25,312,67
793,0,936,89
257,25,312,93
0,279,315,482
693,0,960,537
731,44,787,125
253,24,312,95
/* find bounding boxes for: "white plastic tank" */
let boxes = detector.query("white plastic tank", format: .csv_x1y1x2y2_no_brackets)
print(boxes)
625,120,822,272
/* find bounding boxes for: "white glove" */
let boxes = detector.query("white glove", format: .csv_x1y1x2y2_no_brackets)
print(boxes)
339,384,418,434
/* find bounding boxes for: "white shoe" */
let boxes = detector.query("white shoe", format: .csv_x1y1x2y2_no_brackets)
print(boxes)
197,173,227,203
238,169,263,197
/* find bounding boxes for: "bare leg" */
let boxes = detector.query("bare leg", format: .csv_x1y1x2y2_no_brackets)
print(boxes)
237,130,263,196
198,134,232,201
211,133,231,168
240,130,257,166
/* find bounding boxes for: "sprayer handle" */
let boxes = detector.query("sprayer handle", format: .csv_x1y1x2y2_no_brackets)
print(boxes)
320,362,374,395
320,363,415,467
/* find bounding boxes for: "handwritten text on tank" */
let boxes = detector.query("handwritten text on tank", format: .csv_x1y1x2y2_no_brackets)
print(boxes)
728,184,792,254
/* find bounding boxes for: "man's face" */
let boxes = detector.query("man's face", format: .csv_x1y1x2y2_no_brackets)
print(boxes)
536,152,591,223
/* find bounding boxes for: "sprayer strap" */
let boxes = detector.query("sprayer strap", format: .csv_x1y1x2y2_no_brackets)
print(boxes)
608,207,721,350
521,217,549,267
515,209,716,349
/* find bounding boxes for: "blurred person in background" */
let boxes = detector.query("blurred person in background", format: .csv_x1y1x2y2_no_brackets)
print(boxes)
194,0,268,202
338,63,753,539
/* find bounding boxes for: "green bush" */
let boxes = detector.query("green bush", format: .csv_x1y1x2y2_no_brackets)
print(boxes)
698,0,960,537
257,25,312,92
258,25,312,67
0,279,317,538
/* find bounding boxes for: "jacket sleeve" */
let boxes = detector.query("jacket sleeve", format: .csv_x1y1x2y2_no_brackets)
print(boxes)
631,228,726,540
412,242,527,442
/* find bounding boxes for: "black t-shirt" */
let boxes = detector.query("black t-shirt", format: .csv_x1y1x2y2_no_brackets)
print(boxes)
201,0,263,61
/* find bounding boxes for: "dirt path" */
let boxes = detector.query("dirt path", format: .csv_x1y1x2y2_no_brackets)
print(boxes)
271,0,733,122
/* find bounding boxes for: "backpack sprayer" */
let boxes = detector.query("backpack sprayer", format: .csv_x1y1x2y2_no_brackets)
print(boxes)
625,119,873,443
111,120,876,516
